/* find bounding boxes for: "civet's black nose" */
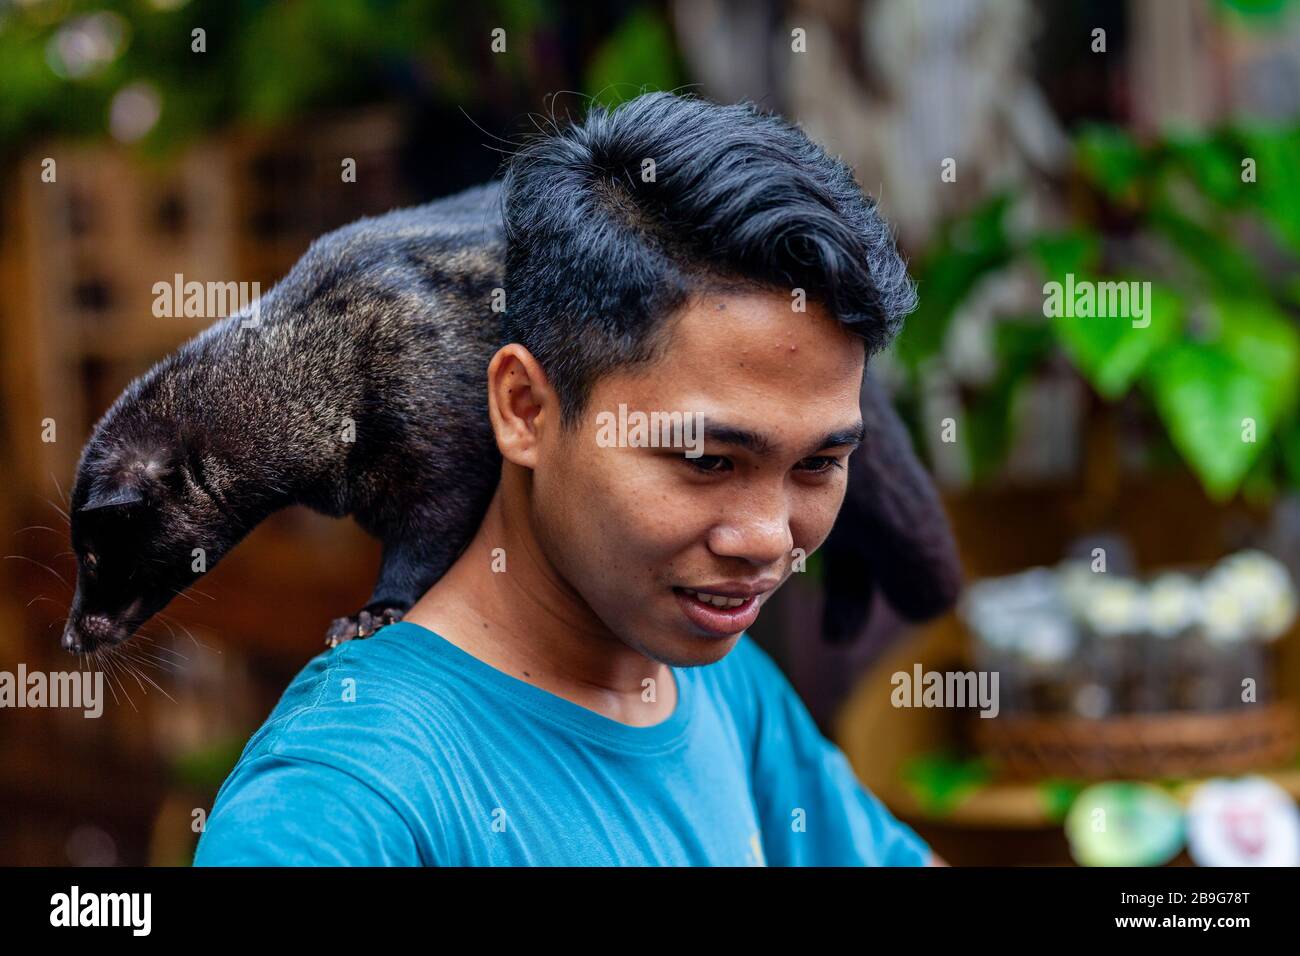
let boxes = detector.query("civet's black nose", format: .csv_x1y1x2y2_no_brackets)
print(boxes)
61,622,84,654
62,614,119,654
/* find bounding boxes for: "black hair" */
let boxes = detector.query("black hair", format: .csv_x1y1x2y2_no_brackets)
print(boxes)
500,91,916,428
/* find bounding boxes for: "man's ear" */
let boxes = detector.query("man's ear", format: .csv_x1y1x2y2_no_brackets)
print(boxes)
486,343,553,469
820,370,964,644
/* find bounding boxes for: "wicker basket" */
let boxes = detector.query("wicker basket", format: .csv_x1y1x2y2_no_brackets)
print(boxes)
972,702,1300,780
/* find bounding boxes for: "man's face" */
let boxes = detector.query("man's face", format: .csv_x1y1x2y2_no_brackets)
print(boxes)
530,290,866,667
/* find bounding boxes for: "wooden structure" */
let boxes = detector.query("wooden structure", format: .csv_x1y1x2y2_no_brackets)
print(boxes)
0,108,411,864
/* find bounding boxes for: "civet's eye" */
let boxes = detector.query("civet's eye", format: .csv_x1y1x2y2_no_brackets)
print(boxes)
84,552,98,570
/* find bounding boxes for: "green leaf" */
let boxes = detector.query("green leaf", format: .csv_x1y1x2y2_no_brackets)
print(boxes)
1163,132,1252,207
894,194,1016,372
1038,778,1086,823
1216,0,1293,19
1144,340,1278,499
1237,125,1300,257
1215,297,1300,419
584,7,682,108
900,752,990,817
965,319,1055,480
1051,280,1182,399
1077,125,1148,199
1028,230,1101,281
1149,204,1264,294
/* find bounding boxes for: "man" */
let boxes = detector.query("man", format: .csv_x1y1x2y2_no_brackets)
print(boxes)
195,91,946,866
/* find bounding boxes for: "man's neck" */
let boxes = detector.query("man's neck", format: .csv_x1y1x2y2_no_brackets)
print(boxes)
403,479,678,728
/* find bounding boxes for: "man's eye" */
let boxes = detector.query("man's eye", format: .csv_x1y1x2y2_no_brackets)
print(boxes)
797,456,843,474
684,454,731,473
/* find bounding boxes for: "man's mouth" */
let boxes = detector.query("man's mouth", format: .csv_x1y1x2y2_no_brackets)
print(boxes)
672,584,770,637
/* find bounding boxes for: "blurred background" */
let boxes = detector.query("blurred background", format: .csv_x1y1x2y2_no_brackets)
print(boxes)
3,0,1300,867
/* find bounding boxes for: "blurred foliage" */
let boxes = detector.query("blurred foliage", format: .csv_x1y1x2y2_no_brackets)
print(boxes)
584,5,681,108
9,1,1296,506
901,751,991,817
1038,778,1086,823
897,123,1300,502
1216,0,1295,17
170,733,246,791
0,0,681,154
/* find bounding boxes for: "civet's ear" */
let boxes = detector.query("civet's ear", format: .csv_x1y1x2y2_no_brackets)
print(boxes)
820,370,964,644
77,483,146,513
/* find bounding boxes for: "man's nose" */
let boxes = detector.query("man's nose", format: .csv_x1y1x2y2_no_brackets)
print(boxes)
709,502,794,567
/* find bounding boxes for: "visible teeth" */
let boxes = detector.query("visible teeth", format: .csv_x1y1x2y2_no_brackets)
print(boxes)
682,588,747,609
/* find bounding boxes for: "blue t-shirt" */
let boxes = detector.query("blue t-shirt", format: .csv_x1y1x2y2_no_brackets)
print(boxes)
193,620,929,866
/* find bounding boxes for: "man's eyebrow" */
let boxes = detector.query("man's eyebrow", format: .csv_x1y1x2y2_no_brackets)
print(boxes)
702,420,865,457
814,421,866,454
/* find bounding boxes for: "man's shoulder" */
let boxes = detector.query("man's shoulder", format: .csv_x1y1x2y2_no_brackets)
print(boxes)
199,624,474,865
234,623,467,776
